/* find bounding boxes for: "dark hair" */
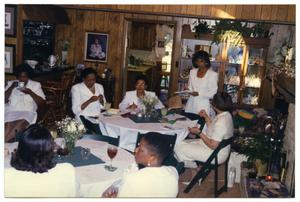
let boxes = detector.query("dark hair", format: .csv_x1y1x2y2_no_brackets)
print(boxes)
135,74,148,85
81,67,97,79
14,63,34,79
192,50,211,68
141,132,172,165
10,124,56,173
211,92,233,111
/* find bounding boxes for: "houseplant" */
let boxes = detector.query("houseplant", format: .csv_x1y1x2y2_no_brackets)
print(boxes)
56,117,85,154
238,134,273,176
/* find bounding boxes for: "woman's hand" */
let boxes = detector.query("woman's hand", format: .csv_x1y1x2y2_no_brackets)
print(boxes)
188,127,201,135
127,102,138,110
102,186,118,198
98,94,104,105
10,81,18,89
20,88,32,95
199,110,208,118
189,91,199,96
89,95,100,103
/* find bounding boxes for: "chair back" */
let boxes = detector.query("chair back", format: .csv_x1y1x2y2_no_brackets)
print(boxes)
206,136,234,165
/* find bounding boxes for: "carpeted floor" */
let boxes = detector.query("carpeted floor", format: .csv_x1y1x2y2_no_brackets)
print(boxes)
178,164,242,198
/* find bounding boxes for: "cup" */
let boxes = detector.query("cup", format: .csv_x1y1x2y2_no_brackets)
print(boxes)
105,102,112,111
238,126,245,134
18,82,25,88
81,148,91,160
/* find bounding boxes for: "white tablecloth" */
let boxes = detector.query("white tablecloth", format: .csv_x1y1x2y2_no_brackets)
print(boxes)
96,115,198,152
4,139,135,197
5,110,37,124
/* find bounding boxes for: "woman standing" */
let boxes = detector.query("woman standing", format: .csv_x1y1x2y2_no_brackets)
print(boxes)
185,50,218,117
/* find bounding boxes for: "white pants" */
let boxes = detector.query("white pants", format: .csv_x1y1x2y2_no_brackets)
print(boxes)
174,139,230,165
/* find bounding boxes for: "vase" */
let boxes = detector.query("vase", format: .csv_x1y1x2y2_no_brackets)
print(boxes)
144,105,153,119
61,50,68,65
65,138,76,155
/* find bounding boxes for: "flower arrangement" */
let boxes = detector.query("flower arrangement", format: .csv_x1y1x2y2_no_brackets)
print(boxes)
56,117,86,153
268,39,295,78
61,40,70,51
140,95,159,117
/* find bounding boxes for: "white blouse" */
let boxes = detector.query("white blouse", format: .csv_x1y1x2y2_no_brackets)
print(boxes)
5,79,45,112
185,68,218,115
118,90,164,112
71,82,106,120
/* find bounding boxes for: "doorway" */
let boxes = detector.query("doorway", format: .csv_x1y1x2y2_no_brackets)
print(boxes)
122,19,176,105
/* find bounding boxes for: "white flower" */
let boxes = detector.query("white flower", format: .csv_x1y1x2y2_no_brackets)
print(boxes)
78,124,85,131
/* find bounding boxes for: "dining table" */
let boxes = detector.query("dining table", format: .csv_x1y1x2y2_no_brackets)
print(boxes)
86,113,199,152
4,138,135,197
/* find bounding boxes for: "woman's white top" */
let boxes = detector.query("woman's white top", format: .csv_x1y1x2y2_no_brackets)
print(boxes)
174,111,233,164
5,80,45,124
4,163,77,197
118,166,179,197
185,68,218,115
71,82,106,121
118,90,164,112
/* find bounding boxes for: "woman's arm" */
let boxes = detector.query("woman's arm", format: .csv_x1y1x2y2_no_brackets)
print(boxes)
20,88,45,106
5,81,18,103
199,132,220,150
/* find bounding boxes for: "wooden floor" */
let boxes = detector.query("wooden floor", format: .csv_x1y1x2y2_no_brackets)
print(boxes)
178,164,242,198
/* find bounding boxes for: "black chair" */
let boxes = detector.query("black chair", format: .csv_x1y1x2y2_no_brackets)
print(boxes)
184,136,234,197
80,115,102,135
181,112,205,130
81,134,120,147
135,132,184,174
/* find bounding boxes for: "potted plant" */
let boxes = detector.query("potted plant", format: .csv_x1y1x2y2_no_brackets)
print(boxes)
238,134,273,176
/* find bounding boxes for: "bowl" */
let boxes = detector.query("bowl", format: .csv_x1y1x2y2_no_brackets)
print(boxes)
26,60,38,69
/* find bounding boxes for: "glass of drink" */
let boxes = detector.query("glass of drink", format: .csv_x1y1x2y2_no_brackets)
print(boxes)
105,102,112,111
105,145,118,171
81,147,91,160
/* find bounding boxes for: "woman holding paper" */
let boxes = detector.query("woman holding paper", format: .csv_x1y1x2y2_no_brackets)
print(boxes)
184,50,218,117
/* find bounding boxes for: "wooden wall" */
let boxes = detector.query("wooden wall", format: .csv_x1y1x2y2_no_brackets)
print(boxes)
66,5,295,24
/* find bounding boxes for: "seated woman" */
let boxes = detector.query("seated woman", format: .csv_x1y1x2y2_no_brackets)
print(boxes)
5,64,46,142
102,132,179,197
174,92,233,165
71,67,106,133
5,124,77,197
119,74,164,112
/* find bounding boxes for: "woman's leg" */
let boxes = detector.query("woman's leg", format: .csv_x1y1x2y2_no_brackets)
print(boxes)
5,119,29,142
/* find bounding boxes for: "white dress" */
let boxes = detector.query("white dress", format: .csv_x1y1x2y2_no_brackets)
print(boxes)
184,68,218,115
71,82,106,122
5,80,46,124
117,166,178,197
5,163,77,197
118,90,164,112
174,111,233,164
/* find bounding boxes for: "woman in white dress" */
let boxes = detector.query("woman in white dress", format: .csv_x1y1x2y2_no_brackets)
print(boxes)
185,50,218,116
102,132,179,197
5,64,46,142
119,74,164,112
71,67,106,133
175,92,234,165
5,124,77,197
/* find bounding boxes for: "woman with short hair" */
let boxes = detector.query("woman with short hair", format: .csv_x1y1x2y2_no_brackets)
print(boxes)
103,132,179,197
5,63,46,142
175,92,234,164
5,124,77,197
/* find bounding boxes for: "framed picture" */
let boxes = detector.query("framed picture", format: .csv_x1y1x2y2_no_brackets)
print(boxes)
194,45,211,55
5,44,15,73
5,5,17,37
84,32,109,63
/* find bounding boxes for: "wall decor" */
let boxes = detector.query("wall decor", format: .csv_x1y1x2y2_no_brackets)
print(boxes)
5,44,15,73
5,5,17,37
84,32,109,63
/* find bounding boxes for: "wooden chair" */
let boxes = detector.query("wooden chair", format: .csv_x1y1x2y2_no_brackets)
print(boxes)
183,136,234,197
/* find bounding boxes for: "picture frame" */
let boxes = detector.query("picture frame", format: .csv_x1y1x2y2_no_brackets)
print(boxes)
194,45,211,55
84,32,109,63
5,44,16,73
5,5,17,37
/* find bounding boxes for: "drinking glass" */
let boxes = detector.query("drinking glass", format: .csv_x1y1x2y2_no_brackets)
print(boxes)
81,147,91,160
105,145,118,171
161,108,168,117
104,102,112,111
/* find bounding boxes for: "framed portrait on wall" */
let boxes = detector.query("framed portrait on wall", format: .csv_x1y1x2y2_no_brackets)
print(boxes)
194,45,211,55
5,5,17,37
5,44,15,73
84,32,109,63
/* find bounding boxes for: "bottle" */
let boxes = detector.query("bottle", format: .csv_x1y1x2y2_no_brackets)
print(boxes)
228,167,236,188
